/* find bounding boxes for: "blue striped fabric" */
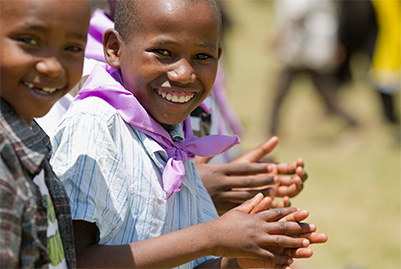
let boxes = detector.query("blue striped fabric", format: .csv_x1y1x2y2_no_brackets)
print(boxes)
51,97,219,268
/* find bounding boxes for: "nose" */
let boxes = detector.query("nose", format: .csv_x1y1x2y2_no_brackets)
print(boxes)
35,57,65,78
167,58,196,84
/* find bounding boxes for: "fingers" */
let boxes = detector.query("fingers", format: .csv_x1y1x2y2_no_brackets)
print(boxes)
276,181,304,198
279,209,309,222
263,234,310,249
269,221,314,236
235,193,265,213
257,207,299,222
232,136,279,164
273,174,304,198
296,158,304,168
296,166,308,182
270,198,288,208
283,247,314,259
224,162,270,176
250,197,273,214
227,173,277,189
282,196,291,207
275,158,305,176
291,232,328,244
218,188,275,204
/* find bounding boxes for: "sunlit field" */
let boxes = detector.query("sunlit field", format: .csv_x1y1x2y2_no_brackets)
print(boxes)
222,1,400,268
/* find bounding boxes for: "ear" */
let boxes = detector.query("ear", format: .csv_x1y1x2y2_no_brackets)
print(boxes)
217,44,222,60
103,29,123,68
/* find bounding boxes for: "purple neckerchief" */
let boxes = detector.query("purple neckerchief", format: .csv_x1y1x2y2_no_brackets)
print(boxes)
84,9,114,62
72,64,240,199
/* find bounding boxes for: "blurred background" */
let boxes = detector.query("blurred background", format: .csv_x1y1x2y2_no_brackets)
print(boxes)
90,0,400,267
220,1,400,268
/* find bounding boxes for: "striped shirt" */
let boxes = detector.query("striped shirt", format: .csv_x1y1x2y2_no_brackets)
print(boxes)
51,97,219,268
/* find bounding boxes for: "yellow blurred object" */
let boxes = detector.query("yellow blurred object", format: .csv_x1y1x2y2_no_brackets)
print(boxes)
370,0,401,93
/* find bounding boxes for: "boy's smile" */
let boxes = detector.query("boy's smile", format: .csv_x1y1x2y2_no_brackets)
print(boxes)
22,81,65,95
0,0,90,125
155,82,196,104
105,0,222,129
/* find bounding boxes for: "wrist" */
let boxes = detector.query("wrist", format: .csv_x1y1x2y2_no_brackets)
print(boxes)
203,218,226,257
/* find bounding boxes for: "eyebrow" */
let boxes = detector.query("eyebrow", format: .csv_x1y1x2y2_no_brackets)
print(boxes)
18,23,87,40
154,38,218,51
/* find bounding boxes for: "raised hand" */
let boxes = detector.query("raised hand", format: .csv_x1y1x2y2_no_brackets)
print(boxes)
195,136,308,214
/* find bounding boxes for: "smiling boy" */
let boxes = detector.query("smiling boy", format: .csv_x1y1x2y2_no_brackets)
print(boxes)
0,0,91,267
51,0,327,268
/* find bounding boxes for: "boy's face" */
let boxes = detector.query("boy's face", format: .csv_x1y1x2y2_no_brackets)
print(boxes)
109,0,221,128
0,0,90,125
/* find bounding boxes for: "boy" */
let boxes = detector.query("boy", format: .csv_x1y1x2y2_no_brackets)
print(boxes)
0,0,91,267
39,0,307,214
51,0,327,268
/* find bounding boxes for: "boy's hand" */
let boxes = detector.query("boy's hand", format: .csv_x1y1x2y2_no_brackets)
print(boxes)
268,160,307,199
211,205,314,265
231,194,328,268
195,137,307,214
195,161,277,215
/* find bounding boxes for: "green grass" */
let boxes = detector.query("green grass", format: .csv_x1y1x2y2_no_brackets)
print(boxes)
222,1,401,268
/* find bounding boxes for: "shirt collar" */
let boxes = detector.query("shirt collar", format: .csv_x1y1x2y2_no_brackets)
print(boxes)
0,98,49,175
169,124,185,142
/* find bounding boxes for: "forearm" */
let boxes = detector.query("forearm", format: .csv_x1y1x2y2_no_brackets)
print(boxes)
76,221,217,268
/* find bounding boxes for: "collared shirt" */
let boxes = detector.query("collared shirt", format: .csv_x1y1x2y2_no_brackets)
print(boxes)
51,97,219,269
0,98,76,268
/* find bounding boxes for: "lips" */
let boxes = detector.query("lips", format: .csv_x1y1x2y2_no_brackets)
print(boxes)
156,88,195,104
23,81,63,94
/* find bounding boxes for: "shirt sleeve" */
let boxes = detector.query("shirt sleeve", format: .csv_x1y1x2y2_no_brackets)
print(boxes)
0,139,26,268
50,99,126,239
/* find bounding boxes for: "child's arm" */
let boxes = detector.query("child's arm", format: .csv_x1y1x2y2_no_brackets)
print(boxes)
73,201,320,268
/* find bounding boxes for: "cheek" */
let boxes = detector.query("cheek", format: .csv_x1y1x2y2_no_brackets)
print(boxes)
200,68,218,94
67,62,84,87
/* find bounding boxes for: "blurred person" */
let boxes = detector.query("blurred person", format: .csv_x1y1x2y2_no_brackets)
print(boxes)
269,0,358,136
336,0,400,126
336,0,378,85
38,0,309,214
369,0,400,124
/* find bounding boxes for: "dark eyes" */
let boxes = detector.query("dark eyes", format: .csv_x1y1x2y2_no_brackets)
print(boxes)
154,49,171,57
17,35,84,54
65,45,84,53
153,49,212,61
18,36,39,46
195,54,211,60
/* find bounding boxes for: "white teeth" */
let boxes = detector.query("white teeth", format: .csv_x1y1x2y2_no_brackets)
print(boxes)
42,87,57,93
156,88,194,104
23,81,58,93
24,82,35,89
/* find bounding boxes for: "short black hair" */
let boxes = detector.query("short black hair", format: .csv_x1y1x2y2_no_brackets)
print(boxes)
114,0,222,42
